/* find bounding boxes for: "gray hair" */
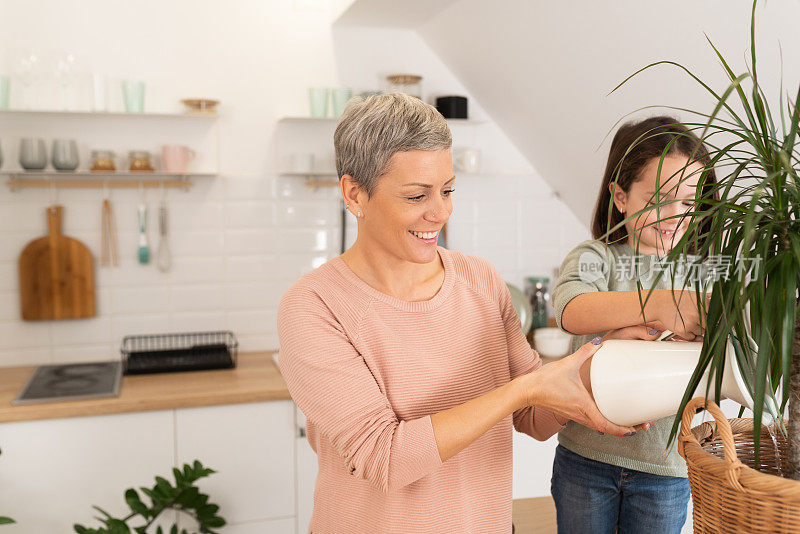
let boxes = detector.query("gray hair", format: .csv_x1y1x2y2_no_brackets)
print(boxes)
334,92,452,195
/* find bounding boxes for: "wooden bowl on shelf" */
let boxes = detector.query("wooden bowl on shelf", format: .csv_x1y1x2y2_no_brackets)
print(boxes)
181,98,219,114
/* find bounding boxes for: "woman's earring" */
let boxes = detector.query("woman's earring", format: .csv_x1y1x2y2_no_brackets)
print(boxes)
357,211,362,218
346,203,350,209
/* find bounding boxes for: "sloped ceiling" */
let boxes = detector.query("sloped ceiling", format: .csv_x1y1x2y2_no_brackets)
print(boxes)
334,0,460,27
336,0,800,226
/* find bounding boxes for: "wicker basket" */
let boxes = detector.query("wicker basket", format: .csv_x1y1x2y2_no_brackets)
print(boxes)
678,398,800,533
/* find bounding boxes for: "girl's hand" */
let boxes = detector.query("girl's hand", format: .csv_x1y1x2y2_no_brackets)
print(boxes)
650,290,709,341
603,325,663,341
519,340,643,437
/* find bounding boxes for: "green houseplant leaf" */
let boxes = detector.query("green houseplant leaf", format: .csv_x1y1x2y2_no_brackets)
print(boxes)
74,460,225,533
609,0,799,475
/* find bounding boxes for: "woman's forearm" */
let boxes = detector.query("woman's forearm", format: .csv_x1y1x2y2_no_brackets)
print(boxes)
430,379,526,462
561,290,665,335
430,340,642,462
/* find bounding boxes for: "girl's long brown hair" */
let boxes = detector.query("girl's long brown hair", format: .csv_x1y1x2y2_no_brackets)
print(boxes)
592,116,717,250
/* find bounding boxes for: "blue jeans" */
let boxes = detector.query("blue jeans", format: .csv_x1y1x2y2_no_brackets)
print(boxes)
551,445,690,534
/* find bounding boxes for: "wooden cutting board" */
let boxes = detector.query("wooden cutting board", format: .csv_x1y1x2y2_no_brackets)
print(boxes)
19,205,96,320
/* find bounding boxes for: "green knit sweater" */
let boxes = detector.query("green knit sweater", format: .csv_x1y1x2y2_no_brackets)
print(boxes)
552,239,691,477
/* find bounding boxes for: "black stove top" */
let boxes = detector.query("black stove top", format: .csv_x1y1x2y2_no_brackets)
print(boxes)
13,361,122,405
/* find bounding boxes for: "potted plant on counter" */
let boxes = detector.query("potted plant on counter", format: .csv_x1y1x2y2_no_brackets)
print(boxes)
608,0,800,531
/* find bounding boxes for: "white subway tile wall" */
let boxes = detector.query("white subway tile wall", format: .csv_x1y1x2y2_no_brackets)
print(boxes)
0,171,588,367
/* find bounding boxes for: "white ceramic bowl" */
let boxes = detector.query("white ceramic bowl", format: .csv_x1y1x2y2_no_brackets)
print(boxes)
533,327,572,359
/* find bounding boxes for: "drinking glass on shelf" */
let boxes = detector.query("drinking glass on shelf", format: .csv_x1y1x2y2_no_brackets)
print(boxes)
0,75,10,109
92,73,107,111
53,53,77,111
331,87,352,118
16,51,41,109
122,80,145,113
308,87,330,118
19,138,47,170
52,139,79,171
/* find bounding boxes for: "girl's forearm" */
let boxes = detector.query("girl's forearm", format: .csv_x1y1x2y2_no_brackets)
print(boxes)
430,378,526,462
561,290,665,335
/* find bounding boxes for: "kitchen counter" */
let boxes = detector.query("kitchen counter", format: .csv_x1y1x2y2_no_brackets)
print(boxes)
0,351,289,423
512,496,557,533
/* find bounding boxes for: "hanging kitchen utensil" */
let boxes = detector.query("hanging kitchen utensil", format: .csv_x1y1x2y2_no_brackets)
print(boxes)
101,198,108,266
156,181,171,272
19,190,96,320
100,181,119,267
137,182,150,264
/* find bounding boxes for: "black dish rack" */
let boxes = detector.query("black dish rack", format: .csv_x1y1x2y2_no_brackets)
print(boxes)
120,331,238,375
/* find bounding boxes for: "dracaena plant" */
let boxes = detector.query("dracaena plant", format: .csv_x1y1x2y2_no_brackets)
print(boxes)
607,0,800,478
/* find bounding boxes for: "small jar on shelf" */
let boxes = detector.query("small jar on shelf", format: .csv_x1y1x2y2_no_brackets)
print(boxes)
90,150,116,172
128,150,154,172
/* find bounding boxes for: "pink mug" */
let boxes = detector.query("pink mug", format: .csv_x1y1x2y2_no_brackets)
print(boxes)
162,145,195,173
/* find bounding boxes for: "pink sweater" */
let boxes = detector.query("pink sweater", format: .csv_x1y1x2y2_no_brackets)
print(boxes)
277,248,563,533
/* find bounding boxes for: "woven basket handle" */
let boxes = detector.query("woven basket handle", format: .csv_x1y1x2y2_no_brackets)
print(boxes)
679,397,740,467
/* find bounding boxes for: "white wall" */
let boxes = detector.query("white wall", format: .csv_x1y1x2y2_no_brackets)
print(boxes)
417,0,800,225
0,1,587,371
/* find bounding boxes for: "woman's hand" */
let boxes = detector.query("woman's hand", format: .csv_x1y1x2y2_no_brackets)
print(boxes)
649,290,710,341
518,340,643,437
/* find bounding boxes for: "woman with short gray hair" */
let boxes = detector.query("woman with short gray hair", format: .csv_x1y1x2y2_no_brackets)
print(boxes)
278,93,643,533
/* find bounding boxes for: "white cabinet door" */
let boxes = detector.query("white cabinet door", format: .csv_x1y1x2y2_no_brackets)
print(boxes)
175,401,295,528
0,410,175,534
223,517,296,533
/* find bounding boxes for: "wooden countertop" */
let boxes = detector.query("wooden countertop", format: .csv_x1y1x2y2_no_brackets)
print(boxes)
0,351,290,423
512,497,557,533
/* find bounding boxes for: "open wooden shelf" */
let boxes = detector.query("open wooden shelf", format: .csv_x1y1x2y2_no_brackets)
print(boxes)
2,170,216,177
0,109,218,120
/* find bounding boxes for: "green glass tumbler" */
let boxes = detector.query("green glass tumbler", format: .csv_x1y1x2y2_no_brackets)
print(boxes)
0,75,9,109
308,87,330,118
122,80,145,113
331,87,352,118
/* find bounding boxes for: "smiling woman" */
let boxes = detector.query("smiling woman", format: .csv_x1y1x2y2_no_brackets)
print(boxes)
276,93,642,534
341,148,454,284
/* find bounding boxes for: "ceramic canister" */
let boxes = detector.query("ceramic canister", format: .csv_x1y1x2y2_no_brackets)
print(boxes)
161,145,195,173
589,338,754,426
52,139,79,171
19,138,47,170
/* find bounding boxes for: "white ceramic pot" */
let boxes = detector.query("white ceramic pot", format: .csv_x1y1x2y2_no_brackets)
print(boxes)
590,338,753,426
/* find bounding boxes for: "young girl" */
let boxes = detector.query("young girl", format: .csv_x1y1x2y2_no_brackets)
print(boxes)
550,116,717,533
